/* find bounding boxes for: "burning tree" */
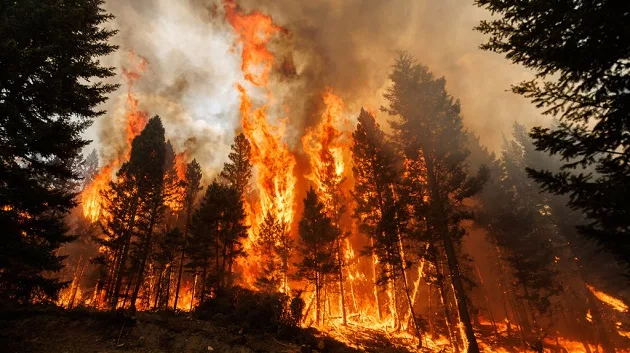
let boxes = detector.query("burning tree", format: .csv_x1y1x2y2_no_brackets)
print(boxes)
384,53,489,353
221,133,253,201
173,159,203,310
97,116,168,310
255,212,290,293
295,188,339,326
188,181,248,302
351,108,424,343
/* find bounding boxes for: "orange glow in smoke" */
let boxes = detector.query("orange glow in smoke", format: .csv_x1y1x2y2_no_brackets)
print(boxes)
223,0,286,86
80,52,149,221
224,0,296,287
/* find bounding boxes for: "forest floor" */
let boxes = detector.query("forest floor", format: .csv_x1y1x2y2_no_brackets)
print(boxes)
0,306,417,353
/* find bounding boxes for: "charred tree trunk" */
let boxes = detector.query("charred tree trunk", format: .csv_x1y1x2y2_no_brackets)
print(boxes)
129,217,158,311
190,272,197,311
173,209,191,310
432,246,460,353
395,232,423,347
426,157,479,353
111,199,138,310
370,237,382,321
337,241,347,325
153,266,164,310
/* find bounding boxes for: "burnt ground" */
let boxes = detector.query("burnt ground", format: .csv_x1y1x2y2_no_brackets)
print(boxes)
0,306,417,353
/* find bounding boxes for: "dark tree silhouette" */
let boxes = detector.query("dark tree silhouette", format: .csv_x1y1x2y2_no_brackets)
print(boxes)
476,0,630,267
188,181,248,302
0,0,117,302
384,53,489,353
295,187,338,325
99,116,166,310
173,159,203,310
221,133,253,200
351,108,423,343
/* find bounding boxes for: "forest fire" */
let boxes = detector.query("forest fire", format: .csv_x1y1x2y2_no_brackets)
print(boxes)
587,285,629,313
80,53,149,221
6,1,627,353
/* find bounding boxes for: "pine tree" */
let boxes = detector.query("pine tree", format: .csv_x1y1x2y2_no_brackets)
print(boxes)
481,124,563,332
220,133,252,200
188,181,247,302
173,159,203,309
255,212,283,293
99,116,166,310
0,0,117,302
295,187,338,325
475,0,630,267
384,53,489,353
351,109,423,342
128,117,167,311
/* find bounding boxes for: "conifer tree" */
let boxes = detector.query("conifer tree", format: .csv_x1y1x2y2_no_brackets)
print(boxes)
173,159,203,309
128,117,167,311
255,212,283,293
188,181,247,301
100,116,166,310
384,53,489,353
295,187,338,325
220,133,252,200
475,0,630,266
0,0,117,302
482,125,562,329
352,109,423,342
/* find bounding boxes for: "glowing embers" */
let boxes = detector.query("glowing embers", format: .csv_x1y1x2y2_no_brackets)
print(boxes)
587,284,629,313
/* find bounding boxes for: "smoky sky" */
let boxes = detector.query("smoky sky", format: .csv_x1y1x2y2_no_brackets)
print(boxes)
88,0,544,177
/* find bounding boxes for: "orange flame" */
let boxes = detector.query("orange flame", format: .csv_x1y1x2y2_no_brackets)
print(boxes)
302,88,349,208
225,1,296,287
80,52,149,221
587,284,629,313
223,0,286,86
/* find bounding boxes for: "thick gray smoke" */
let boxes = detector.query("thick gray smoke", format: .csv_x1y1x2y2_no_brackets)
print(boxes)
88,0,542,177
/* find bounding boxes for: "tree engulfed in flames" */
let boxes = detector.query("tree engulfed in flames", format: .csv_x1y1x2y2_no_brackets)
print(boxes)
302,88,350,206
224,0,297,287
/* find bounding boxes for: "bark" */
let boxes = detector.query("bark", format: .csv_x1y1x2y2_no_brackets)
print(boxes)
425,157,480,353
111,198,138,310
173,209,191,310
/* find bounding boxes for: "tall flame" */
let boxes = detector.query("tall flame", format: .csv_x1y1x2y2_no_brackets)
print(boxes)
223,0,285,86
302,88,349,208
224,0,296,287
80,52,149,221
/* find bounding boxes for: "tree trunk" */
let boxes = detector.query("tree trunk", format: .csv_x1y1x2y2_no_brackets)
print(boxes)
153,266,164,310
396,233,423,347
111,198,138,310
370,237,382,321
173,213,190,310
190,272,197,311
433,250,460,353
129,219,157,311
425,158,479,353
337,241,347,325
